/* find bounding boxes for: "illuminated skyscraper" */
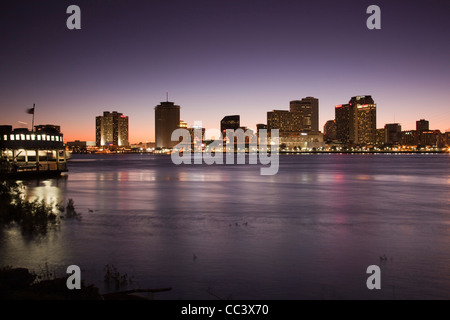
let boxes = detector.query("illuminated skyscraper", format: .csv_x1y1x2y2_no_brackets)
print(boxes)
95,111,129,147
289,97,319,131
335,103,351,143
220,115,240,134
155,101,180,149
335,96,377,144
267,110,304,132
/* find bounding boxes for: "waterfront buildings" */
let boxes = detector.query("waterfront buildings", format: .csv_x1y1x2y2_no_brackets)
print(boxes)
155,101,180,149
289,97,319,132
335,103,351,144
416,119,429,132
376,128,385,145
335,96,377,145
266,97,323,150
384,123,402,145
220,115,240,135
95,111,129,148
323,120,336,142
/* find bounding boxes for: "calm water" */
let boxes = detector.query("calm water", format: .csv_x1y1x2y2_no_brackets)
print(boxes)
1,153,450,299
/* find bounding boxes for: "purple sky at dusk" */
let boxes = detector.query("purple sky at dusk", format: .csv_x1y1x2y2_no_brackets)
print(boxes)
1,0,449,143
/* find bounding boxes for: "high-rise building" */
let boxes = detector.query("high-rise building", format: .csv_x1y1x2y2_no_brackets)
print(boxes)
220,115,240,134
155,101,180,149
335,104,351,144
376,128,385,145
335,96,376,145
95,111,129,147
289,97,319,131
401,130,419,146
384,123,402,144
323,120,336,142
350,96,376,145
416,119,429,132
420,130,443,147
267,110,304,132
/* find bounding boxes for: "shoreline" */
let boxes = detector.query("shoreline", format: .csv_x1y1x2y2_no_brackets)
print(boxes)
70,150,449,155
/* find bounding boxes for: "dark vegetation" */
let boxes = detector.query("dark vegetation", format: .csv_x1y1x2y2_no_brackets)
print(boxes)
0,180,81,236
0,266,100,300
0,180,171,299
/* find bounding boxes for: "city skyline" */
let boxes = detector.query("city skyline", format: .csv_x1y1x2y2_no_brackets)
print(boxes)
1,1,449,143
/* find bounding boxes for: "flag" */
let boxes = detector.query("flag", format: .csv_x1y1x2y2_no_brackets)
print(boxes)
26,106,35,114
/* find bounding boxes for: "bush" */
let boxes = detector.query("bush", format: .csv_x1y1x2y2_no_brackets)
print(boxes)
0,180,59,236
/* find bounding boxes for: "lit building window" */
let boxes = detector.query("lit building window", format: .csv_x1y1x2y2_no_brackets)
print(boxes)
47,136,51,141
26,135,30,140
31,135,35,140
51,136,55,141
16,134,20,140
3,135,6,140
20,134,25,140
37,135,41,140
10,135,15,140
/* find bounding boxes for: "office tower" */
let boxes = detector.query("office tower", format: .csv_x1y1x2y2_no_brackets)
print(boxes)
155,101,180,149
267,110,304,132
416,119,429,132
289,97,319,131
220,115,240,134
323,120,336,141
376,128,385,145
401,130,419,146
335,104,351,143
96,111,129,147
349,96,376,145
335,96,377,145
356,104,377,144
420,130,442,147
384,123,402,144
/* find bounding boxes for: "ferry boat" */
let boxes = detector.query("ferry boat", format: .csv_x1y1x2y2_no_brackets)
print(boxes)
0,125,69,177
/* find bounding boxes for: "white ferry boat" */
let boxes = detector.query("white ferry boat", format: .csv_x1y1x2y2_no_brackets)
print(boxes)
0,125,69,177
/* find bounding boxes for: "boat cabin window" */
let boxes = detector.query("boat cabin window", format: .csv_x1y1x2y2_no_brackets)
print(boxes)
2,135,6,140
15,134,20,140
37,135,41,140
26,135,30,140
10,135,14,140
31,135,35,140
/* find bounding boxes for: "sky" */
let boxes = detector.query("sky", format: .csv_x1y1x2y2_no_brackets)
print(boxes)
0,0,449,143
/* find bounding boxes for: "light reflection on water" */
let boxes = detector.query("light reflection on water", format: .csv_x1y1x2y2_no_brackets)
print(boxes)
1,153,450,299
